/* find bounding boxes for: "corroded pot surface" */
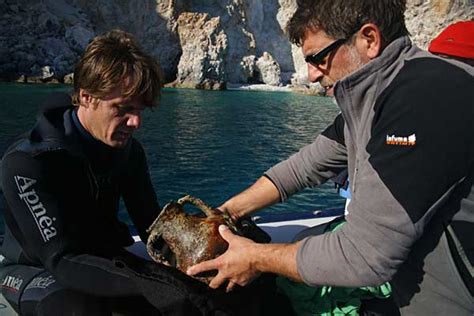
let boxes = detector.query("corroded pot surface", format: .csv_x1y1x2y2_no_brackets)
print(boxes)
146,195,238,283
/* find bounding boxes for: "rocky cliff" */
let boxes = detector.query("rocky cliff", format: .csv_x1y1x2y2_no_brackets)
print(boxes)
0,0,472,88
170,12,227,90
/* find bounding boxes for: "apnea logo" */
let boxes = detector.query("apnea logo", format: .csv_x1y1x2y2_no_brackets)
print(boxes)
386,134,416,146
15,175,57,242
25,275,56,290
1,275,23,292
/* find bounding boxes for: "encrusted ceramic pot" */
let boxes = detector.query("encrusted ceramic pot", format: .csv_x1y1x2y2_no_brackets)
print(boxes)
146,195,238,283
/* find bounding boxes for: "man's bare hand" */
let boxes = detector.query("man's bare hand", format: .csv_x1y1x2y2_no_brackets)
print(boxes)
186,225,261,290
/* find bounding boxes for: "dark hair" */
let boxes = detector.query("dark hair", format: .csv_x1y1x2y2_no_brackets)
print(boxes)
72,29,162,107
288,0,409,46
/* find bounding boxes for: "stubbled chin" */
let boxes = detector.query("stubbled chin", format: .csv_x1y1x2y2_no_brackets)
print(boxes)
109,140,128,148
109,135,131,148
113,132,131,141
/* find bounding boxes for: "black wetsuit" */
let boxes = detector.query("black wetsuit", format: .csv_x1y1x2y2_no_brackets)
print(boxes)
0,93,160,314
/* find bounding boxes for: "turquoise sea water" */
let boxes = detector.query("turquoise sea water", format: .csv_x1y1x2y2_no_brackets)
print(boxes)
0,83,344,234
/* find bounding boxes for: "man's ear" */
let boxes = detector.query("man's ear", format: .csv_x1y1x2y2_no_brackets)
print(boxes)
79,89,94,108
357,23,383,59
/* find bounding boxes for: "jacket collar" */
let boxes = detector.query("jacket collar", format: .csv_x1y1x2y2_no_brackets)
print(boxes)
333,36,413,126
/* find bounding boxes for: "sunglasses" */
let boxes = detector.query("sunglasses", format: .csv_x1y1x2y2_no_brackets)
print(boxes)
304,38,347,67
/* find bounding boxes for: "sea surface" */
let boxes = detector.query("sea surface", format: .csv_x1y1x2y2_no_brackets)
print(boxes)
0,83,344,234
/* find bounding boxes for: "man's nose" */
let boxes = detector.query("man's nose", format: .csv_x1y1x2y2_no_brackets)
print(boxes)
127,112,142,129
307,63,324,83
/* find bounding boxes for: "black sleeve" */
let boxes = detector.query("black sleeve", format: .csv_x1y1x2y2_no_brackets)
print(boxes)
1,151,141,297
121,140,160,243
321,113,345,146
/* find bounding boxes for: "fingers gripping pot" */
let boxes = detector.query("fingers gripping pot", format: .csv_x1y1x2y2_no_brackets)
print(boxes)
146,195,240,283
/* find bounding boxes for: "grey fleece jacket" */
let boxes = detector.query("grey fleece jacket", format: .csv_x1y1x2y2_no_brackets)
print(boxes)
265,36,474,314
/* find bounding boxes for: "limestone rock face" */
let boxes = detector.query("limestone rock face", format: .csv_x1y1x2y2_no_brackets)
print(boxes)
0,0,95,81
0,0,472,87
256,52,282,86
239,55,257,83
63,73,74,84
171,12,227,90
70,0,185,82
65,25,95,54
241,0,295,81
221,1,257,83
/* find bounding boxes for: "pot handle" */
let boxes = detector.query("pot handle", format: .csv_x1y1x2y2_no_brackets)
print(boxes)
177,195,217,217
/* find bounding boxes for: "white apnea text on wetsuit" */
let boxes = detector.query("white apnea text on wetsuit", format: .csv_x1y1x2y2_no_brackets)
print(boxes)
15,175,57,242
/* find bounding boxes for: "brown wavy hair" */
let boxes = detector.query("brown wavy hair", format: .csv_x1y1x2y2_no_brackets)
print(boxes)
287,0,409,46
72,29,162,107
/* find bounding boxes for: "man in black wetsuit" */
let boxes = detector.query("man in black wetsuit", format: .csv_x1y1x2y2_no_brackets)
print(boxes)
1,30,162,315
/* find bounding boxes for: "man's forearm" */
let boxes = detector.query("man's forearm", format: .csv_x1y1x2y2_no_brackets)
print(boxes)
219,176,281,219
252,242,303,282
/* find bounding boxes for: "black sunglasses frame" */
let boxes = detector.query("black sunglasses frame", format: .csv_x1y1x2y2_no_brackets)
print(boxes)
304,38,347,67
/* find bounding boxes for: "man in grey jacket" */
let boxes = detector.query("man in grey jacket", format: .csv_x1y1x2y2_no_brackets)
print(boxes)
188,0,474,314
